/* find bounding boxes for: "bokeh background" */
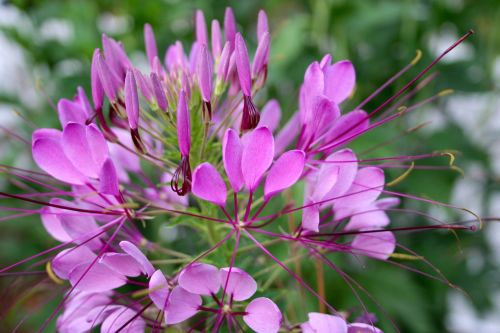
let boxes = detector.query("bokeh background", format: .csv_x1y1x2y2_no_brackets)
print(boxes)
1,0,499,332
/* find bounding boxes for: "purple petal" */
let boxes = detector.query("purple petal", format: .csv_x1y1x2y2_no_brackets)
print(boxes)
120,241,155,277
344,205,390,231
57,99,87,126
274,113,300,156
178,263,220,296
86,124,109,171
220,267,257,301
324,110,369,148
224,7,237,49
96,52,119,102
301,204,320,232
324,60,356,104
149,270,170,310
319,54,332,69
305,97,340,143
164,286,202,325
101,306,146,333
91,49,104,110
32,129,87,185
243,297,282,333
376,197,400,209
235,33,252,96
52,246,96,279
192,162,227,206
301,62,324,124
264,150,305,200
144,23,158,68
176,90,191,156
125,69,140,130
99,158,119,196
252,32,270,78
351,231,395,260
41,206,71,242
222,128,244,192
257,10,269,42
197,45,213,103
241,127,274,192
258,99,281,133
134,69,153,103
335,167,384,208
347,323,383,333
196,10,208,47
69,261,127,292
308,313,347,333
211,19,222,58
62,123,105,178
99,253,143,277
322,149,358,201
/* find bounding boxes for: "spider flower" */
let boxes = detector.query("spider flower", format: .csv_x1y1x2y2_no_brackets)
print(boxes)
0,6,478,333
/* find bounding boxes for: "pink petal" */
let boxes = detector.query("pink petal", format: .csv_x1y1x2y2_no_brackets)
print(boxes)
62,123,102,178
192,162,227,206
308,313,347,333
224,7,237,49
351,231,395,260
211,19,222,58
335,167,384,208
324,60,356,104
243,297,282,333
301,62,324,124
258,100,281,133
301,204,320,232
149,270,170,310
344,205,390,231
41,206,71,242
223,128,244,192
324,110,369,148
264,150,305,200
86,124,109,172
57,99,87,126
101,306,146,333
120,241,155,277
323,149,358,200
197,45,213,102
275,113,300,156
52,246,96,279
241,127,274,192
99,158,119,196
220,267,257,301
69,262,127,292
164,286,202,325
376,197,400,209
306,97,340,142
178,263,221,296
347,323,383,333
32,130,87,185
99,253,143,277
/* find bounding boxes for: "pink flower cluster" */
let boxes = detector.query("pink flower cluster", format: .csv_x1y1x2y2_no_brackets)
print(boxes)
0,6,476,333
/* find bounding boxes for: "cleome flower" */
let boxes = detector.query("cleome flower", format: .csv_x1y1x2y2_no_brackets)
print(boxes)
0,5,479,333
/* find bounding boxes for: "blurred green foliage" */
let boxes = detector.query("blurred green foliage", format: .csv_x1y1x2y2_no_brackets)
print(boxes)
1,0,499,332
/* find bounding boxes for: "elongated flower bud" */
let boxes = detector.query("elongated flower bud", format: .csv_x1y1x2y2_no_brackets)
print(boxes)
96,52,119,103
144,23,158,68
217,42,231,83
176,90,190,156
224,7,236,50
235,33,252,97
171,90,192,196
196,10,208,47
211,19,222,59
197,45,213,103
252,31,270,79
91,49,104,110
134,69,153,103
257,9,269,42
150,72,168,112
124,70,139,130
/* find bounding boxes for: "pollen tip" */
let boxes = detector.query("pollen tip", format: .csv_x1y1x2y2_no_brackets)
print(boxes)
411,49,422,66
438,88,454,97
